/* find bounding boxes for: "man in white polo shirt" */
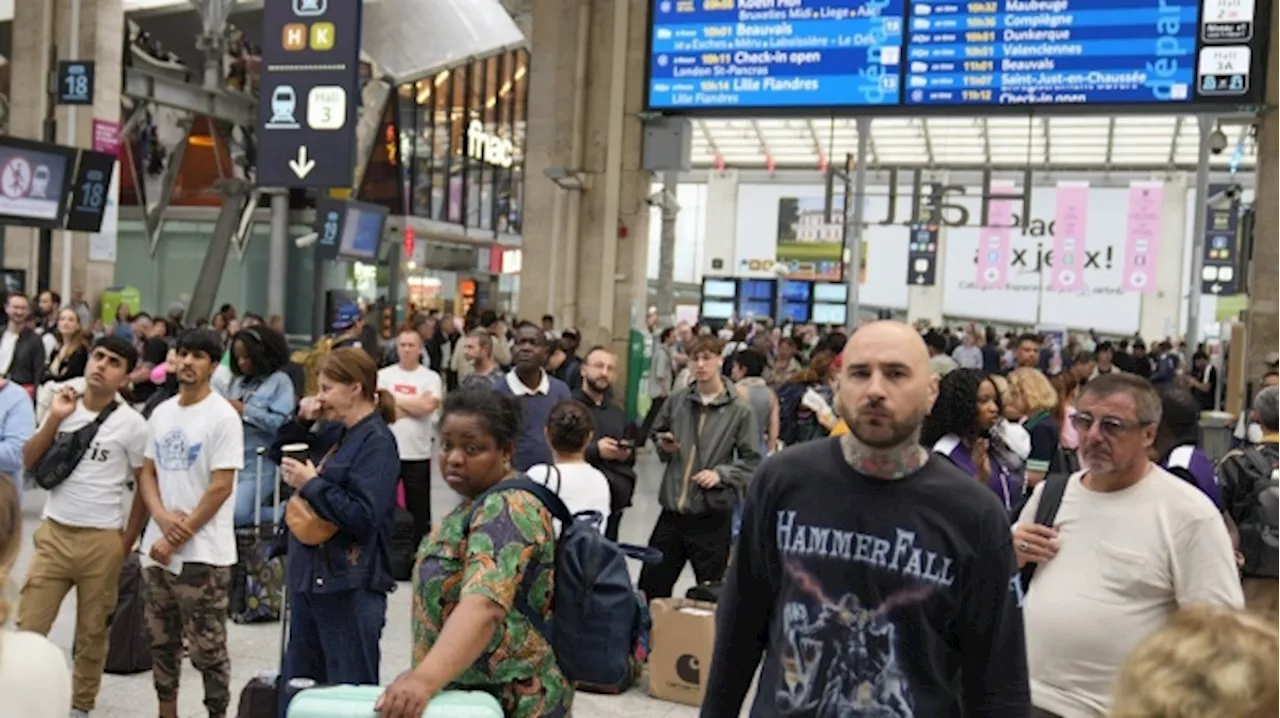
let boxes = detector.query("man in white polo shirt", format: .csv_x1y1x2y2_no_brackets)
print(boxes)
17,336,149,718
378,328,442,548
137,328,243,718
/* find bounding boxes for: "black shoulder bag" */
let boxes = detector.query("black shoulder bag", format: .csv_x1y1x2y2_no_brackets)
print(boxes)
33,401,120,490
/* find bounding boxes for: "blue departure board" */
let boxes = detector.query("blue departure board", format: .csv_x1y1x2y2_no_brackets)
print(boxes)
645,0,1267,109
647,0,906,108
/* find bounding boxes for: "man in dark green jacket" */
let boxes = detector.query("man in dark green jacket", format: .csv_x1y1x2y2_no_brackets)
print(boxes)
641,334,761,599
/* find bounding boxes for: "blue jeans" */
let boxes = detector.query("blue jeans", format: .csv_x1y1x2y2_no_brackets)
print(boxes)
281,589,386,707
233,468,281,527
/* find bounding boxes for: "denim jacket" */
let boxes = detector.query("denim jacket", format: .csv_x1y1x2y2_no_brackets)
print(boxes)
222,371,295,480
271,412,399,595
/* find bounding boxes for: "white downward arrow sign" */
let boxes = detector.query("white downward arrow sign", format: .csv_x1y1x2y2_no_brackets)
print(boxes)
289,146,316,179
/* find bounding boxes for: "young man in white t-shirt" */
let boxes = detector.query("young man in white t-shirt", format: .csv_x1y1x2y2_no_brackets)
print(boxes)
136,329,244,718
377,328,442,549
16,336,149,718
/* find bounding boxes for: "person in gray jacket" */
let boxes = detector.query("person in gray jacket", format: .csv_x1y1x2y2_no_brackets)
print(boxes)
640,334,761,599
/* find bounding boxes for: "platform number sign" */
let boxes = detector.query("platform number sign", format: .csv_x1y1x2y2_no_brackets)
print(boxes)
64,150,117,232
56,61,95,106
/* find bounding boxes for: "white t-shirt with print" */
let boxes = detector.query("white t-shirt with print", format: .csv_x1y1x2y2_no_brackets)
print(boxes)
525,462,612,536
42,398,148,530
140,391,244,567
0,329,17,376
378,364,442,461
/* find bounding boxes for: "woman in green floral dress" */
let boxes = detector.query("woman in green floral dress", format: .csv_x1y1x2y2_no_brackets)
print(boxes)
377,387,573,718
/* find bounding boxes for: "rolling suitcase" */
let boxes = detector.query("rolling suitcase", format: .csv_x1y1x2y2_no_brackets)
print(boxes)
234,549,292,718
286,685,503,718
232,448,285,624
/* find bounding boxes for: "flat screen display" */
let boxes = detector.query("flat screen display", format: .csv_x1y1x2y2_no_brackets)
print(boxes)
814,282,848,303
646,0,1268,110
703,278,737,298
702,299,734,319
0,138,75,227
782,300,811,323
738,299,773,318
781,279,812,301
337,201,388,260
813,302,848,325
739,278,776,300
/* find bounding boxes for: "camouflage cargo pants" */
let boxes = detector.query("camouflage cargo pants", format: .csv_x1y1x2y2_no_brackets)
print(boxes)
144,564,232,717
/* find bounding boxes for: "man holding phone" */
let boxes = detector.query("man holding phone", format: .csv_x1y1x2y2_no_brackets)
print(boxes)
574,346,637,541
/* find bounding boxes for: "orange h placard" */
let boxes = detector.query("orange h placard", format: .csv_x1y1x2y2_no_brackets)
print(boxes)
283,24,307,51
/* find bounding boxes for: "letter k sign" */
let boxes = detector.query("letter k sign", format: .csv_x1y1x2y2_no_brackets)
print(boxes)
310,22,335,50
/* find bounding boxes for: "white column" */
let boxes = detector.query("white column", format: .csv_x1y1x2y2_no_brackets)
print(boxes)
701,169,739,276
1138,176,1189,342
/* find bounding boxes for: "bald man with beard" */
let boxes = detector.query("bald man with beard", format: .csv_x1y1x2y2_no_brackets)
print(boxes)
702,321,1030,718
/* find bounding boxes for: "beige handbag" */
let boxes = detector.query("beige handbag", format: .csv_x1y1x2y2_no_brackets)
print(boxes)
284,444,340,546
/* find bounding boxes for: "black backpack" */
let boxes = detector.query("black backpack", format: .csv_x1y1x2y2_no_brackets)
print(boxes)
1233,445,1279,578
1018,473,1070,592
104,553,152,674
466,478,661,693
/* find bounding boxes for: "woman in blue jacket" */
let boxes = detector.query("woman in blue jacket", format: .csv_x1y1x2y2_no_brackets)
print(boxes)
220,326,296,526
274,347,400,688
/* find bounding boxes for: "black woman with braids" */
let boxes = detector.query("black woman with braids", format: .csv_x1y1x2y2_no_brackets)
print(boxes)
702,321,1029,718
922,368,1023,512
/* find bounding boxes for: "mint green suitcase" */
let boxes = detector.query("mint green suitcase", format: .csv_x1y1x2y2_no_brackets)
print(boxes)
286,685,503,718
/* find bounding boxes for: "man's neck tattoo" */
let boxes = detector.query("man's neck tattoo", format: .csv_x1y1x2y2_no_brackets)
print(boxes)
840,433,929,479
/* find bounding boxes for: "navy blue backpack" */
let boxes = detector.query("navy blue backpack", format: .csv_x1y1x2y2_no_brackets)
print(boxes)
467,477,662,693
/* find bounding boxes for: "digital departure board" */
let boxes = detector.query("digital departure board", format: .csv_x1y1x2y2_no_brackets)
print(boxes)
645,0,1269,110
648,0,906,108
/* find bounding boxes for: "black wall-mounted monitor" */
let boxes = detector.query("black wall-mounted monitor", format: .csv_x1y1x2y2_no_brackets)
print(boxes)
0,137,77,229
701,299,734,320
64,150,117,233
813,302,848,326
702,277,737,298
338,200,389,261
814,283,849,304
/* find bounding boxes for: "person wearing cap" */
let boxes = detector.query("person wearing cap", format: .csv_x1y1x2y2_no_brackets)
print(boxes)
16,336,149,717
330,303,380,364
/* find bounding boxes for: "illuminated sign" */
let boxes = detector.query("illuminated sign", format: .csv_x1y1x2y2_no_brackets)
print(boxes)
467,120,515,168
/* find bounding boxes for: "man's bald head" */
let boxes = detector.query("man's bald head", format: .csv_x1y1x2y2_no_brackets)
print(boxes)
836,321,937,449
842,321,931,373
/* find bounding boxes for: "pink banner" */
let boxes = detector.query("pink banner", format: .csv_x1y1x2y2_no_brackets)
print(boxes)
976,180,1015,288
1122,182,1164,293
1050,182,1090,292
92,119,120,156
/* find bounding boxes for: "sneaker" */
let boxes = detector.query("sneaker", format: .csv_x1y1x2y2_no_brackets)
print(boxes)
69,710,90,718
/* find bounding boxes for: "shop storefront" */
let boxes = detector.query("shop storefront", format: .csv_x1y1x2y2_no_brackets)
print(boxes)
390,48,529,317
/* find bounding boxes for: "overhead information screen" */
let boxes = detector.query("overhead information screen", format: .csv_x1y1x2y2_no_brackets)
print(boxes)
647,0,906,108
646,0,1268,109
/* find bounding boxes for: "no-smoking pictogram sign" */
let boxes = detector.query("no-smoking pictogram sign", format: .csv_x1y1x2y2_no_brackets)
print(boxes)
1,157,33,199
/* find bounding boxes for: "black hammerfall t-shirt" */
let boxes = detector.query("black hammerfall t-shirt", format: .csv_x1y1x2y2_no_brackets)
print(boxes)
702,438,1030,718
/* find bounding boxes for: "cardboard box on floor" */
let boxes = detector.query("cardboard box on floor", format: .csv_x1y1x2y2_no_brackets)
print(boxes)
648,598,717,707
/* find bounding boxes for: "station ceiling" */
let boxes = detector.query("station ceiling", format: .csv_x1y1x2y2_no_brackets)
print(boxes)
691,115,1259,172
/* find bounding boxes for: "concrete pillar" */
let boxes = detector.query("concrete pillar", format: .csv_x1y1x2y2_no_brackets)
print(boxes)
1138,176,1189,342
7,0,123,303
520,0,652,369
701,170,739,277
1246,3,1279,381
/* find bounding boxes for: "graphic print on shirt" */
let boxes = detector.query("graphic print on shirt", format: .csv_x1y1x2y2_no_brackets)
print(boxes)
155,428,202,472
774,510,955,718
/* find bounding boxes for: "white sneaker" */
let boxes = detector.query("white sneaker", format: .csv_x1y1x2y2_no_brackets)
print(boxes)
70,710,90,718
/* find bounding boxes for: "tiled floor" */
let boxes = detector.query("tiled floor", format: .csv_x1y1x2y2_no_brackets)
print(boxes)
7,452,726,718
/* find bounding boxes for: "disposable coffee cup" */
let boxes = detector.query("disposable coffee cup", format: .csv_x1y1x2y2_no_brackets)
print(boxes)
281,443,310,464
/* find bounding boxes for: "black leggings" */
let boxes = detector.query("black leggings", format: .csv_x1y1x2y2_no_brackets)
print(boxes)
400,460,432,550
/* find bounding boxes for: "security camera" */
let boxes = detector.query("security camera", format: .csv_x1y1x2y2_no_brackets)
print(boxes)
1224,183,1242,201
1208,127,1228,155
